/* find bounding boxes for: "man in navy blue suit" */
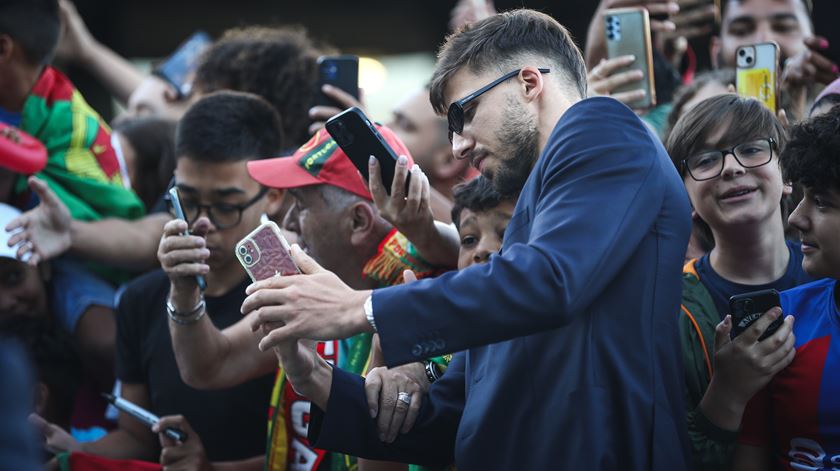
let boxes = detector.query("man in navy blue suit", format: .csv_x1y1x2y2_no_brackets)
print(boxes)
242,9,692,470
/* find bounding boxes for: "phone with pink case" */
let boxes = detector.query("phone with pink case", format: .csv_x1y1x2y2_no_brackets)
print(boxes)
235,221,299,282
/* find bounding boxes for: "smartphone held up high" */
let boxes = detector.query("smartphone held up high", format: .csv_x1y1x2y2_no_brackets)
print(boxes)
736,42,779,112
325,107,408,195
604,7,657,109
153,31,212,99
315,55,360,108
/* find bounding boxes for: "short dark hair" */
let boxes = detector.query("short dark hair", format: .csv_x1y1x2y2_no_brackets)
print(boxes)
0,316,81,426
810,94,840,116
176,91,284,163
781,106,840,193
665,94,786,178
451,176,516,229
113,117,177,211
194,26,321,147
664,68,736,142
0,0,59,65
429,9,587,115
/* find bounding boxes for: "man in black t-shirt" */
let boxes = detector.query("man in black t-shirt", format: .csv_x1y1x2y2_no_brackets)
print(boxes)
31,91,288,468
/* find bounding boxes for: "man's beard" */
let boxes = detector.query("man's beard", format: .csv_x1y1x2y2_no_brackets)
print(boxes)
487,98,540,197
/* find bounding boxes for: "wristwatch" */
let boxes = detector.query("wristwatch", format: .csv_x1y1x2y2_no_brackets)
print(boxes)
364,295,377,332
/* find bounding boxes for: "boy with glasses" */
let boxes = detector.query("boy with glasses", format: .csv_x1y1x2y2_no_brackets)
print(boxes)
665,94,811,470
31,92,282,467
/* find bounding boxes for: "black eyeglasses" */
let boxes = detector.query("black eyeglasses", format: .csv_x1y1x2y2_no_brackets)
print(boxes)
682,138,776,182
447,67,550,142
169,187,269,230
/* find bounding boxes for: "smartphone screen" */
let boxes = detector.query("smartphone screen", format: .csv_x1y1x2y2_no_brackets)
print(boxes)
325,107,407,195
729,289,782,340
153,31,212,99
315,55,359,108
604,8,656,109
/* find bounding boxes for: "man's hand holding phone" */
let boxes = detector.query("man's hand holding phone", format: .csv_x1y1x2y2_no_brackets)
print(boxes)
308,85,366,136
588,55,647,104
368,157,459,268
699,308,796,431
157,217,210,309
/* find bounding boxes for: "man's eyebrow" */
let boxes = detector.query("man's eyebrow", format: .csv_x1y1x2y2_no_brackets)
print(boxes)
176,183,198,193
768,12,799,22
212,187,246,197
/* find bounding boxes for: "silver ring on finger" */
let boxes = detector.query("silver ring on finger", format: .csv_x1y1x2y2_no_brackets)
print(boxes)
397,392,412,406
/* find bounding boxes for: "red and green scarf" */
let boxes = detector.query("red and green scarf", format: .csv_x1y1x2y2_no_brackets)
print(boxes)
16,66,144,221
265,229,443,471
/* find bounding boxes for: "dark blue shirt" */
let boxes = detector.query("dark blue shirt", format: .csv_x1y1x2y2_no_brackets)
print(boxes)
0,107,22,127
696,240,814,318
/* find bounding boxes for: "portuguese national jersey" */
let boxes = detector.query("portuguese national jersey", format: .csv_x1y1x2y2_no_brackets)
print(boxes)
740,278,840,470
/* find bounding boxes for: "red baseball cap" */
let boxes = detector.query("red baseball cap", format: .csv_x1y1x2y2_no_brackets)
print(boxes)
247,124,413,201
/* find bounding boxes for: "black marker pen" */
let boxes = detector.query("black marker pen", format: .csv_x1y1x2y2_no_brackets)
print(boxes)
102,393,188,443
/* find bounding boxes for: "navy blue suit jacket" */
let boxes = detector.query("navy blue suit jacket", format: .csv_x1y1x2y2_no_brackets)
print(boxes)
310,97,692,470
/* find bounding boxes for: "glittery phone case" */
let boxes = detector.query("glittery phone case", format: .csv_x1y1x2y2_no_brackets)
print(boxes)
235,221,299,282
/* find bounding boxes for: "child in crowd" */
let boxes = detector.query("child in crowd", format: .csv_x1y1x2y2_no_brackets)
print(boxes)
735,106,840,470
665,95,810,470
360,176,516,471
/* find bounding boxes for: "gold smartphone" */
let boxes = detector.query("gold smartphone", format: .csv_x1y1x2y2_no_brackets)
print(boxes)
604,7,657,109
736,42,780,112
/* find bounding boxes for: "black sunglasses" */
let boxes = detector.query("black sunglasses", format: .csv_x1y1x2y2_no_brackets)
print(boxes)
447,67,550,142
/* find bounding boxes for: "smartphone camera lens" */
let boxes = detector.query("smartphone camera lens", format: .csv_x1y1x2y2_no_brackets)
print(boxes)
738,49,746,57
746,56,753,64
238,246,248,255
244,254,253,265
324,63,339,80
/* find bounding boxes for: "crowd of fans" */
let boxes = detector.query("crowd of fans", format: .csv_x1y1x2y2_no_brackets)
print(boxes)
0,0,839,470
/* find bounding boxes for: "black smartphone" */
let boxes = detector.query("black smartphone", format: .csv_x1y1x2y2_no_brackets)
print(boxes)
812,0,840,66
729,289,782,340
325,107,408,196
168,187,206,291
153,31,212,99
315,55,360,108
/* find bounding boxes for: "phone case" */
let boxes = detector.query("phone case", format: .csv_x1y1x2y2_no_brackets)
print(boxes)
729,289,782,340
315,55,359,108
325,107,408,195
153,32,212,98
235,221,299,282
736,42,779,112
604,7,656,109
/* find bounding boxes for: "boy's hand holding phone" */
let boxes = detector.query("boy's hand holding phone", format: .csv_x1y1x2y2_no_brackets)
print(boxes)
699,308,796,430
157,217,210,308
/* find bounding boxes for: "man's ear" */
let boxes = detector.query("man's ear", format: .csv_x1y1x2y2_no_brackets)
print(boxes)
518,66,545,104
0,35,15,64
263,188,287,221
349,201,376,247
